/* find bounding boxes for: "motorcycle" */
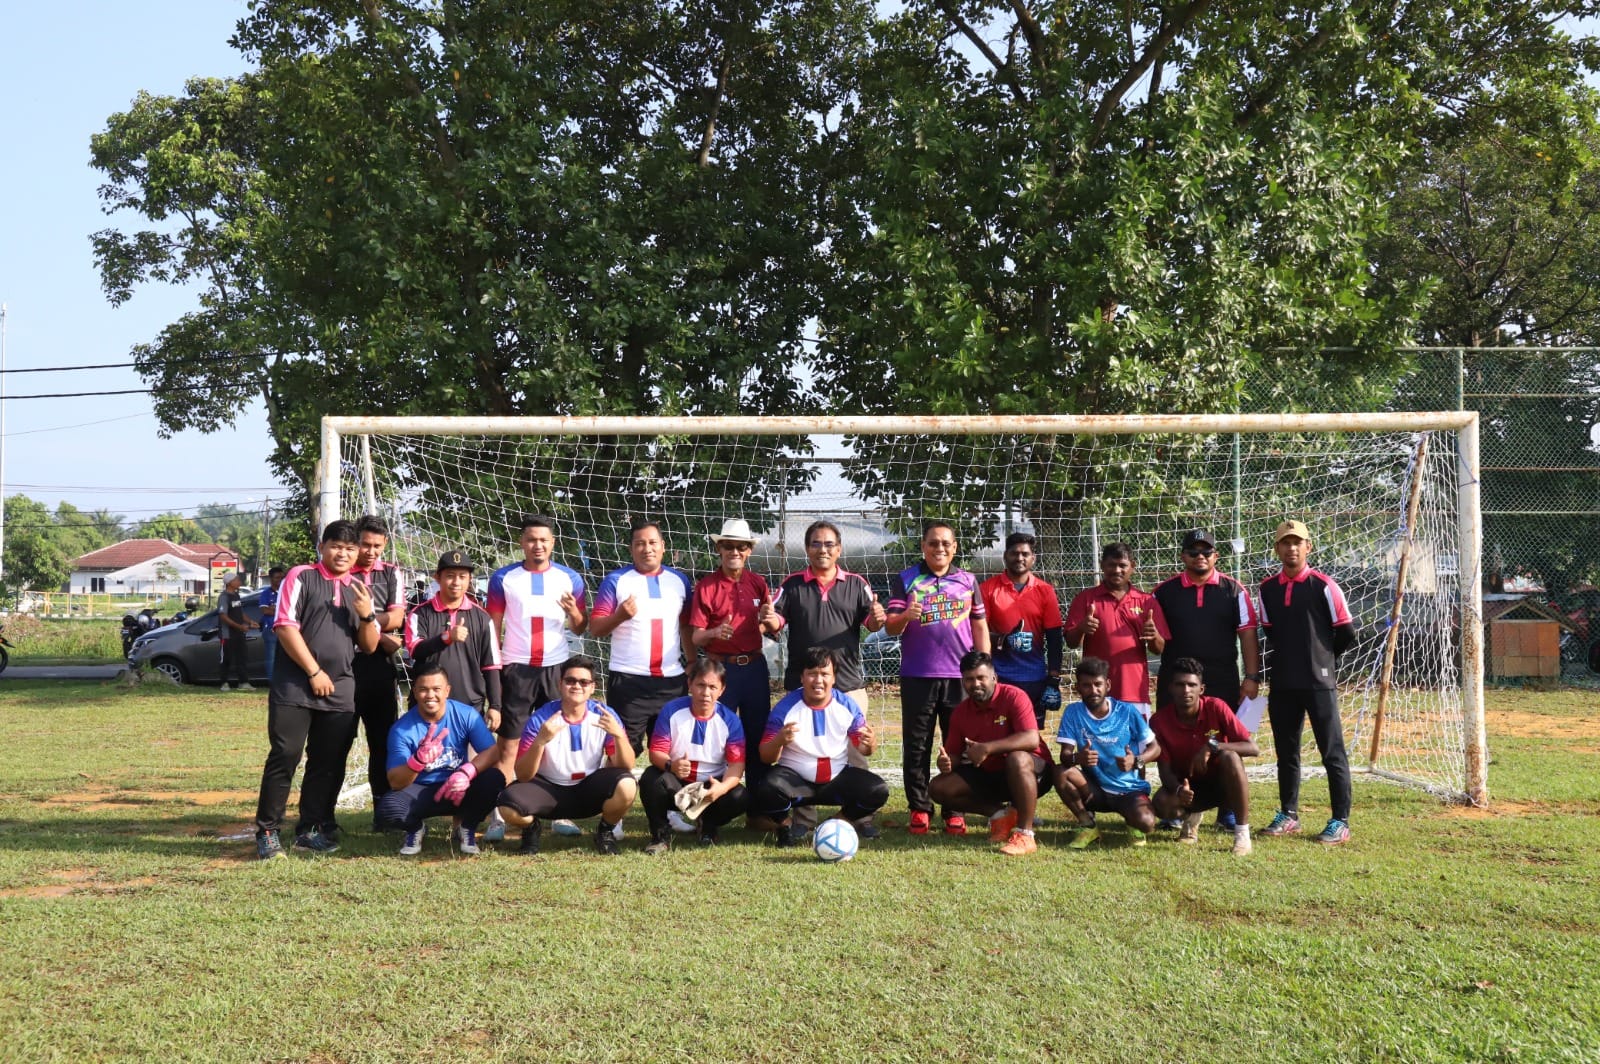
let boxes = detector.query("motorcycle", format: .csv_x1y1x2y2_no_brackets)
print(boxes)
0,624,14,675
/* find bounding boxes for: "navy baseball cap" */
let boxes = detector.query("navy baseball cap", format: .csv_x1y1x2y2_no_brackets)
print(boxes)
435,548,475,572
1181,529,1216,550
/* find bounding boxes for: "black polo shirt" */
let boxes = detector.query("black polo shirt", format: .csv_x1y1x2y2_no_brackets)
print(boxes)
774,567,877,691
1154,570,1258,697
351,561,403,679
270,562,364,711
1259,567,1355,691
404,595,503,710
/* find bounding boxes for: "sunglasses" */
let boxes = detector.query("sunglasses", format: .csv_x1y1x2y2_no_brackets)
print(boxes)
562,677,596,688
1184,548,1216,557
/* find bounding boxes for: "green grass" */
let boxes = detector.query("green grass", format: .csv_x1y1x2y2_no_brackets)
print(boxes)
2,615,126,664
1,683,1598,1062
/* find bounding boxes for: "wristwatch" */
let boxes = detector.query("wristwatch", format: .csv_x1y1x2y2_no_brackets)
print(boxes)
1244,672,1261,682
359,613,376,625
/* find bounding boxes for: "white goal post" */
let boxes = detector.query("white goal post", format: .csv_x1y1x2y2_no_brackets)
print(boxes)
321,412,1486,806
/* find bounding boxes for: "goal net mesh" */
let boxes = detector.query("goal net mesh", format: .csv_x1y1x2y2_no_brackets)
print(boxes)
335,421,1469,803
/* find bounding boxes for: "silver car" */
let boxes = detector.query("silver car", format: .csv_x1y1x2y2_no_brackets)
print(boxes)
128,592,271,685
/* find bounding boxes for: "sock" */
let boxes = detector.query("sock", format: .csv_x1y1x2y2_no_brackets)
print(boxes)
1019,829,1035,838
1235,824,1251,841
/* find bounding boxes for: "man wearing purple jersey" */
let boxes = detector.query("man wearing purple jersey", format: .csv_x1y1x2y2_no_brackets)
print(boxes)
886,521,990,836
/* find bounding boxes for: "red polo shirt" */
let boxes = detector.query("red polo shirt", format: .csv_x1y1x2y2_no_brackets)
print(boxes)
944,682,1049,772
1064,584,1170,704
1150,696,1251,770
688,569,772,656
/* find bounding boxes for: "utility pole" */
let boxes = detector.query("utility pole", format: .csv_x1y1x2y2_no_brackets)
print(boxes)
262,497,272,571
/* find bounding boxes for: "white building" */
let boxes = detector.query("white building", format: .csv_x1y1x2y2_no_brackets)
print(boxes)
69,540,237,597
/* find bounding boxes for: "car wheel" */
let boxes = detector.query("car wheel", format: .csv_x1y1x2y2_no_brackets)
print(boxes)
151,658,189,685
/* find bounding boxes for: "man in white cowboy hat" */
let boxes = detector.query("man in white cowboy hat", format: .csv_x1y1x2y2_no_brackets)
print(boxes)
688,517,783,794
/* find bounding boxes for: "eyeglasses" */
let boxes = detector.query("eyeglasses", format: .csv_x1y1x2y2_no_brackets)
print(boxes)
562,677,596,688
806,541,839,550
1184,548,1216,557
716,542,753,552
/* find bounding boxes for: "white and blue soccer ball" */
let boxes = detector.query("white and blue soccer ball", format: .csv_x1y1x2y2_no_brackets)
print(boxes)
813,818,859,863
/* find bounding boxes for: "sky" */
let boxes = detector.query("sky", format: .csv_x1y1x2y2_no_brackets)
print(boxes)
0,1,276,527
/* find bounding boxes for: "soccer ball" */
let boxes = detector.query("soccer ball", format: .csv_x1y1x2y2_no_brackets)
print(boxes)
813,818,859,863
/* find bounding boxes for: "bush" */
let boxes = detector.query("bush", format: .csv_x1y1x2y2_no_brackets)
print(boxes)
2,615,124,662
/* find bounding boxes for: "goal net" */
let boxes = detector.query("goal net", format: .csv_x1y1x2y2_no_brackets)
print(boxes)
326,413,1486,807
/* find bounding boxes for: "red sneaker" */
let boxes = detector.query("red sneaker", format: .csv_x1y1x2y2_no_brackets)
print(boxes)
944,815,967,836
908,811,931,835
987,806,1018,842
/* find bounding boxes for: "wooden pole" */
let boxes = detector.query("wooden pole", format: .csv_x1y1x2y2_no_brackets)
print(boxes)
1370,433,1430,765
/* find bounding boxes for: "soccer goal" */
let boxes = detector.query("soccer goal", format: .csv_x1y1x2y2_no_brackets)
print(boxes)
322,412,1487,807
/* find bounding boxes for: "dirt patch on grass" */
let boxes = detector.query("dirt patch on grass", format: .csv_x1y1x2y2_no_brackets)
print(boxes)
1488,709,1600,741
1442,798,1600,818
42,789,256,810
0,867,161,899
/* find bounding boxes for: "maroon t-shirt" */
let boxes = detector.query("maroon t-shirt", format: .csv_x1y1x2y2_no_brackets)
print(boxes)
1149,695,1251,770
944,682,1049,772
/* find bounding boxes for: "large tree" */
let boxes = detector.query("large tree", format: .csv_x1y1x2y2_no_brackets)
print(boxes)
3,497,123,595
93,0,870,548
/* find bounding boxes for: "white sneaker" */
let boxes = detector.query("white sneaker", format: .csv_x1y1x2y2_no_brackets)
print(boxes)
400,823,427,855
237,682,256,692
1178,812,1203,844
482,810,506,842
667,811,696,834
455,825,479,856
219,684,233,692
552,819,582,837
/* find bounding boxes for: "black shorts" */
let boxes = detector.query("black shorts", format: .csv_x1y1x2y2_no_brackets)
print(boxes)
497,767,632,821
1083,786,1154,821
497,662,566,740
608,672,687,746
1160,774,1228,813
952,759,1051,804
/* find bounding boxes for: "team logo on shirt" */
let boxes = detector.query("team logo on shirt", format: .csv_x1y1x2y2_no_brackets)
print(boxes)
992,714,1008,726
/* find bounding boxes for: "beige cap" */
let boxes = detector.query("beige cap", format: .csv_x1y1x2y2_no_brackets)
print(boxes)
1274,519,1311,544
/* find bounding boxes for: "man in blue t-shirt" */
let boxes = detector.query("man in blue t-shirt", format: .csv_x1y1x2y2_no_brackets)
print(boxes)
258,566,285,683
1053,656,1162,849
377,664,506,856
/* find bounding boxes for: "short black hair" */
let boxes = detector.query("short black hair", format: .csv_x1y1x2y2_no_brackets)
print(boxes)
1169,656,1205,682
561,655,598,679
959,650,994,674
520,514,557,535
1004,532,1036,552
267,565,286,576
1075,656,1110,680
321,519,360,545
798,645,837,671
1101,541,1133,563
630,519,664,541
922,520,957,543
411,663,449,685
355,514,389,538
803,519,842,548
687,658,727,684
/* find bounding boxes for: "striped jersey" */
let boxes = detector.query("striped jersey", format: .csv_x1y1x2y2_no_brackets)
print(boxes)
592,565,694,677
486,561,587,667
517,699,623,786
648,696,747,782
762,688,868,784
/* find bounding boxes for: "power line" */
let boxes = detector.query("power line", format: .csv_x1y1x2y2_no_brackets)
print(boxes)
0,352,268,375
3,412,153,438
8,483,284,494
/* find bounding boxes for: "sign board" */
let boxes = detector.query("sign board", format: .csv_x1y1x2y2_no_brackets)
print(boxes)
210,553,239,597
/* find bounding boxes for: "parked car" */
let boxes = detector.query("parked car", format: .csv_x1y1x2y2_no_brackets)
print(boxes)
860,627,901,684
128,591,270,685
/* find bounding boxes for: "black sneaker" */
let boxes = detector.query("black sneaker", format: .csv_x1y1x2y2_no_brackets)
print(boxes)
595,820,621,856
319,823,343,846
255,829,287,860
293,828,339,854
699,826,720,846
854,819,881,841
643,831,672,856
773,822,799,848
518,818,542,855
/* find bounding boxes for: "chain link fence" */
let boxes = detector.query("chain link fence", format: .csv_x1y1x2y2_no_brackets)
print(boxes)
1238,347,1600,684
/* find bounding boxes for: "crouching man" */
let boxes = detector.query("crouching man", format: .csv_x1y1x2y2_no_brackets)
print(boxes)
640,658,748,853
1150,657,1259,855
1053,656,1162,849
377,665,506,856
753,646,888,847
496,656,637,856
927,651,1052,856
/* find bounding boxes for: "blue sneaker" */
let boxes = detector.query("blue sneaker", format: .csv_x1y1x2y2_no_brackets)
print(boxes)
1216,809,1238,832
1261,810,1300,837
1315,818,1351,846
255,829,287,860
293,828,339,854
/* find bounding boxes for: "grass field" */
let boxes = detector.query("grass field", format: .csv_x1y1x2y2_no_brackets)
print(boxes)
1,682,1598,1063
1,615,125,665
